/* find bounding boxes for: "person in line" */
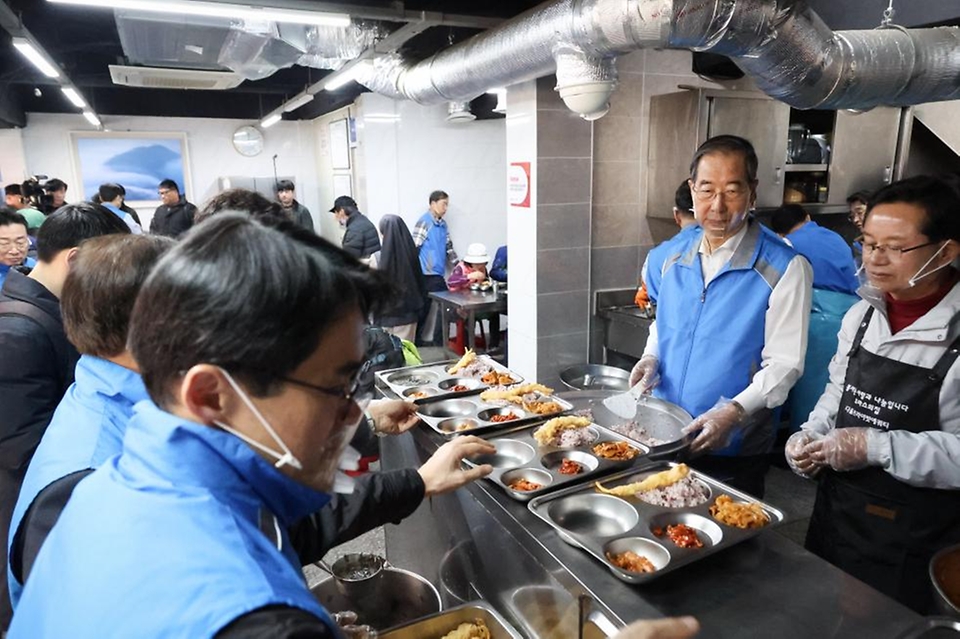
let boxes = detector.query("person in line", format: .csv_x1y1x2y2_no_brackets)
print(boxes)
196,188,286,225
786,175,960,613
276,179,314,232
0,210,35,289
629,135,813,497
490,245,507,282
0,204,129,629
640,180,701,306
41,179,67,214
97,184,142,234
413,190,457,346
113,184,143,227
846,190,870,232
373,214,426,342
8,214,494,637
150,179,197,238
329,195,380,260
3,187,44,232
770,203,860,430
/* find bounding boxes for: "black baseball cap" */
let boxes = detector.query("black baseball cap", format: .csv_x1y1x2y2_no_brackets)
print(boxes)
329,195,357,213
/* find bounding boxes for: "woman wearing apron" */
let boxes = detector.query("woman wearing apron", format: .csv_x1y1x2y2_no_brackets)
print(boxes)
786,175,960,613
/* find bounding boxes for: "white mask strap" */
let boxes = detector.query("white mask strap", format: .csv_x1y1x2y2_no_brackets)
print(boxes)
214,368,303,471
908,243,949,287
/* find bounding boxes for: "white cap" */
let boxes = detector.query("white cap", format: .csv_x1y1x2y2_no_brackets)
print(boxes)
463,242,489,264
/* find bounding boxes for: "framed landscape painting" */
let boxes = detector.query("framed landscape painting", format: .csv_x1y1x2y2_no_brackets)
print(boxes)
71,132,190,205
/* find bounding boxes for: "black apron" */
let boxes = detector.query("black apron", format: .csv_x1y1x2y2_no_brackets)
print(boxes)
805,306,960,613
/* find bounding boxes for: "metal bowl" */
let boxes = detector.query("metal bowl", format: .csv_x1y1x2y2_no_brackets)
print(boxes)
931,544,960,619
560,364,630,392
647,512,724,549
310,565,441,631
438,378,482,392
438,418,480,433
477,406,524,423
540,450,599,474
419,400,477,418
603,537,671,574
386,370,439,387
546,494,638,537
470,439,535,468
501,468,553,493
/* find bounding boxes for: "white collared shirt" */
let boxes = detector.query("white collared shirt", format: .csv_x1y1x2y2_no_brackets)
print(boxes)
644,222,813,415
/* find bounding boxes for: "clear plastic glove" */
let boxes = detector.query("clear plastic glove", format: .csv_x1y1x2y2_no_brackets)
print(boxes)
417,436,495,497
804,428,871,472
628,355,660,392
614,616,700,639
366,399,419,435
681,400,745,454
784,430,822,478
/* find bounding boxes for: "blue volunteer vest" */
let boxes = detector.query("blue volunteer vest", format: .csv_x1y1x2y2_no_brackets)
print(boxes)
653,220,797,455
7,355,148,608
417,211,448,276
9,401,339,639
786,221,859,295
645,224,702,304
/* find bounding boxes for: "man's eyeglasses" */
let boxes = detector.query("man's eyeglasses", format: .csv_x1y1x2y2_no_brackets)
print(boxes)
690,185,749,203
858,237,940,260
158,189,172,196
0,238,28,251
280,360,373,407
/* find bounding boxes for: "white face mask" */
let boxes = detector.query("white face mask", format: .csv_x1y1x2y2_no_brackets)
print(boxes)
214,368,303,471
908,242,950,288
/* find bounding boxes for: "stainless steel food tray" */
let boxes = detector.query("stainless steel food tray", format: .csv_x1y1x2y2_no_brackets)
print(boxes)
375,356,523,405
463,421,649,502
416,394,574,438
379,601,523,639
527,461,786,584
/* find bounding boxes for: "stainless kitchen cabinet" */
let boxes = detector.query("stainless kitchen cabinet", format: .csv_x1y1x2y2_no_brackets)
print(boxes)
826,108,901,204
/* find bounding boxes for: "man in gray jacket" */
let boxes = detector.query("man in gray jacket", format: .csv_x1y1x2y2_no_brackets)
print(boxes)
276,180,314,232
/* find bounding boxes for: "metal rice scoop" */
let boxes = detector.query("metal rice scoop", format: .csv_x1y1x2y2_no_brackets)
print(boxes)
601,380,649,420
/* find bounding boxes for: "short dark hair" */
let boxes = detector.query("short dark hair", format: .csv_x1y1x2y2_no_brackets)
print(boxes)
275,179,296,192
158,179,179,193
35,202,131,262
846,190,871,205
674,181,694,215
196,188,287,225
4,184,22,197
62,234,175,357
429,190,449,204
98,183,124,203
0,208,28,231
689,135,758,184
770,204,809,236
866,175,960,243
44,178,67,193
129,214,394,406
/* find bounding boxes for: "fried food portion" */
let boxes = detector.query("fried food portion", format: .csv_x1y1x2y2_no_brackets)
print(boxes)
591,441,640,461
533,416,592,446
439,619,492,639
709,495,770,529
606,550,656,574
480,370,517,386
595,463,690,496
447,349,477,375
479,383,553,403
488,412,520,423
523,400,564,415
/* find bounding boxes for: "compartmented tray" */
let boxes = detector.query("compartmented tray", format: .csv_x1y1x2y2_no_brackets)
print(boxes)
463,420,649,502
416,393,574,437
527,461,786,584
375,356,523,404
379,601,523,639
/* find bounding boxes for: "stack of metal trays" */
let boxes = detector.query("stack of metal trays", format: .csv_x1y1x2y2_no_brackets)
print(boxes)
528,461,786,584
463,420,649,502
375,356,523,404
379,601,522,638
416,392,574,437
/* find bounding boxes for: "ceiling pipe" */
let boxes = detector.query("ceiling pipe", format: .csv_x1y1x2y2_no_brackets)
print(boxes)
354,0,960,118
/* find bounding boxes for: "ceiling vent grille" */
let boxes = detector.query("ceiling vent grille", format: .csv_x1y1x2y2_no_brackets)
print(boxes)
109,65,244,91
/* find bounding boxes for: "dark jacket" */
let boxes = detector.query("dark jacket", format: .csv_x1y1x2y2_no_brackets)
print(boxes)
282,201,314,233
150,198,197,238
0,271,79,469
342,212,381,259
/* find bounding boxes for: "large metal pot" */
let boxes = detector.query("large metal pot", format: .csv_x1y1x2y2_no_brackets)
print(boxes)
310,565,442,631
560,364,630,391
931,543,960,619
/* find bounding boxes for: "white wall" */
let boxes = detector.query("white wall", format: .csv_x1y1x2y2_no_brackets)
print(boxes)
352,93,507,261
312,105,354,243
16,113,320,230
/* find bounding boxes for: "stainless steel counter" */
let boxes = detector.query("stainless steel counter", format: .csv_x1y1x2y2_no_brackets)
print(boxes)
380,425,922,639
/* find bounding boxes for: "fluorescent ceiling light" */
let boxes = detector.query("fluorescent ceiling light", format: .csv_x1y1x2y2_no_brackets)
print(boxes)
324,67,361,92
61,87,86,108
283,93,315,112
47,0,351,27
82,111,101,126
261,113,282,128
12,37,60,78
486,87,506,95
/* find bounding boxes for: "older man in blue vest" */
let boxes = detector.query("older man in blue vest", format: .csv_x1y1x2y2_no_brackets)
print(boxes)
630,135,813,497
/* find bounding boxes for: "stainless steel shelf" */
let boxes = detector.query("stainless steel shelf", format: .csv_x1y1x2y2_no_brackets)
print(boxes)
784,163,829,172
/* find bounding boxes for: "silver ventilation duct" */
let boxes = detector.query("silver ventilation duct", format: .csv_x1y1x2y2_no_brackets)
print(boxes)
355,0,960,119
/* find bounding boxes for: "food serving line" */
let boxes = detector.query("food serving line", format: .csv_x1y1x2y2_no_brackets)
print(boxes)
373,355,923,638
